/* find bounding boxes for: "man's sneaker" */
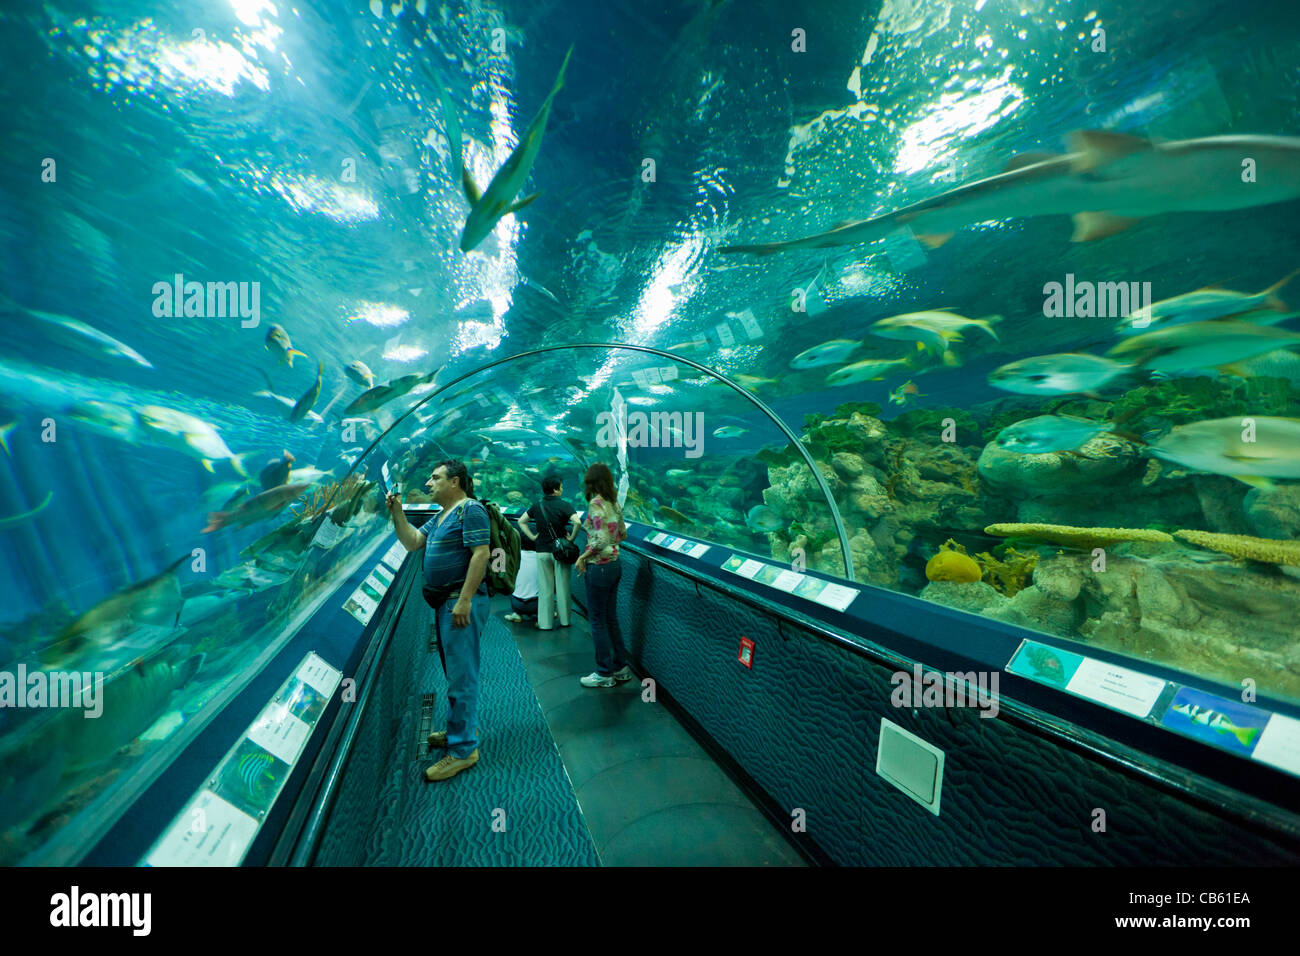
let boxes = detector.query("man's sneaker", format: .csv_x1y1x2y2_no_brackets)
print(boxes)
504,613,523,623
612,666,633,683
427,728,479,749
425,750,479,782
580,672,617,688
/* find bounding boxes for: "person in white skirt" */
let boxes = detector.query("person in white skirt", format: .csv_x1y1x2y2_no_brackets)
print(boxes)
516,474,579,630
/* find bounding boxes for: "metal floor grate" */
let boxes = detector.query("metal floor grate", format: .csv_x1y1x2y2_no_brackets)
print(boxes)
416,692,436,764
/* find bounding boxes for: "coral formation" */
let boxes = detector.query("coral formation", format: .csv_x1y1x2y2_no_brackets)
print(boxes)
1173,530,1300,567
975,547,1038,596
985,523,1174,548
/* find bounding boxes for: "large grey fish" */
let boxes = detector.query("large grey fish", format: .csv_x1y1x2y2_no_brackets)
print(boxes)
988,353,1133,396
460,45,574,251
1149,416,1300,488
1107,320,1300,372
41,555,189,667
19,306,153,368
203,483,309,532
344,366,443,415
1115,269,1299,335
719,132,1300,254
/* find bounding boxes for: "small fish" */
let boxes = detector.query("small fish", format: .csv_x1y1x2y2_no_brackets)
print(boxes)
21,306,153,368
732,374,780,392
888,380,925,407
460,45,574,251
826,356,914,387
0,490,53,530
658,505,694,524
713,426,749,438
290,362,323,423
0,420,14,457
988,353,1132,396
204,483,309,533
1107,320,1300,372
265,324,307,368
1149,416,1300,488
259,450,296,491
1115,269,1299,335
287,466,335,485
870,311,1001,363
1170,702,1261,747
790,339,864,370
254,389,324,424
745,504,785,533
995,415,1111,455
665,469,692,481
345,360,376,389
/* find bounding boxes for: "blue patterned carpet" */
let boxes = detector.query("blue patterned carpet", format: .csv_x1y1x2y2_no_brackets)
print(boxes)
313,589,599,866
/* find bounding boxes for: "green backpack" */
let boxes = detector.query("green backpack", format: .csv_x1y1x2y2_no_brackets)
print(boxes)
478,498,520,596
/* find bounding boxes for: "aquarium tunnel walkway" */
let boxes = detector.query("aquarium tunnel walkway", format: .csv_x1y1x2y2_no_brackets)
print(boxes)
79,508,1300,866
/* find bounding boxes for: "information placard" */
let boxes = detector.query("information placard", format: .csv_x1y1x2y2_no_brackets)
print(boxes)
1065,659,1167,718
813,582,859,612
1253,713,1300,777
143,653,343,866
771,570,803,593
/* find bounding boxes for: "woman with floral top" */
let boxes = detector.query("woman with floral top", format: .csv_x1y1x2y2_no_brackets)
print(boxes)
575,463,631,688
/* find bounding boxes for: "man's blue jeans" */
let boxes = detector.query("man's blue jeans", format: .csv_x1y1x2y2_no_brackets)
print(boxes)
432,588,489,758
584,560,626,676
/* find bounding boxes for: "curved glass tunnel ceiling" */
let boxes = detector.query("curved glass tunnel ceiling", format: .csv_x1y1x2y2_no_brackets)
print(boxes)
2,0,1300,864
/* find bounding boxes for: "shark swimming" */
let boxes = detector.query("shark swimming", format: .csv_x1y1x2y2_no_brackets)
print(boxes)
718,131,1300,255
459,45,574,252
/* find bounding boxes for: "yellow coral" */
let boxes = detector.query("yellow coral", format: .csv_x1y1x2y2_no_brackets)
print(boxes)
984,523,1173,549
975,547,1038,596
1174,530,1300,567
926,540,982,583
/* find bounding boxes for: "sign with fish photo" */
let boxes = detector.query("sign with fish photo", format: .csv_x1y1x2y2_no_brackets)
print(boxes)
1006,639,1085,689
1160,686,1270,757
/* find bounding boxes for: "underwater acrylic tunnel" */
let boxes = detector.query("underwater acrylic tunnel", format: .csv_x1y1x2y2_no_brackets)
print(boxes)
3,0,1300,901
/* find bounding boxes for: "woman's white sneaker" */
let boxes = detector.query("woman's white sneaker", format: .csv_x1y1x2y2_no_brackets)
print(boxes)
580,672,617,688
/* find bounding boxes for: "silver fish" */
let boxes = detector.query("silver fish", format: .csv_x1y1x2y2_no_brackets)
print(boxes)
995,415,1111,455
1149,416,1300,488
989,353,1132,396
826,356,915,387
1107,321,1300,372
1115,269,1299,335
790,339,864,369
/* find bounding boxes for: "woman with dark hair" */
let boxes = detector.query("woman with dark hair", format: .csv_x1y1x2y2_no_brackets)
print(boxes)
517,472,578,629
575,463,630,688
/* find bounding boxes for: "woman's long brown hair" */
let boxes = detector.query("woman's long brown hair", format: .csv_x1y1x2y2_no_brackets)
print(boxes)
583,462,619,510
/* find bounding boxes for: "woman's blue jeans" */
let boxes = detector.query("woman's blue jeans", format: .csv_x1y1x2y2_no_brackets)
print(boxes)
584,560,626,676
